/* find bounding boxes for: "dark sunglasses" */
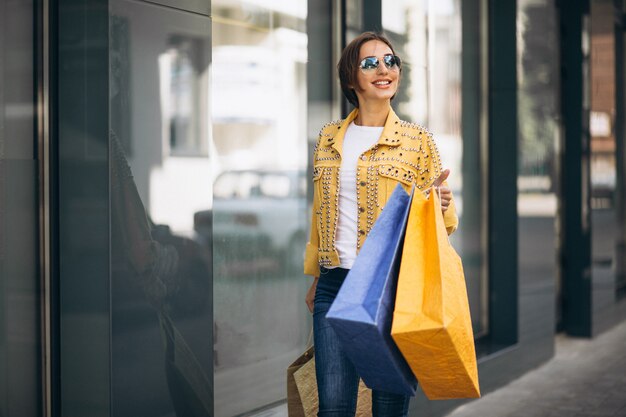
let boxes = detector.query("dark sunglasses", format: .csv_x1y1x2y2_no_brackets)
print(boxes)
359,54,402,72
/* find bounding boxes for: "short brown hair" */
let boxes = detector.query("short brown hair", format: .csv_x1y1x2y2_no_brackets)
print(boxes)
337,32,401,108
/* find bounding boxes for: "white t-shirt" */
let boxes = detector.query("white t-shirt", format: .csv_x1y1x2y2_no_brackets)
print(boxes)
334,122,383,269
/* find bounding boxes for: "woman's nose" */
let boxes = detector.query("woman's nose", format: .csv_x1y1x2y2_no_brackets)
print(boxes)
377,61,389,74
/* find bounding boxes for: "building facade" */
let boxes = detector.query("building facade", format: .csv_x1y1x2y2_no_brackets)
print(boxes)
0,0,625,416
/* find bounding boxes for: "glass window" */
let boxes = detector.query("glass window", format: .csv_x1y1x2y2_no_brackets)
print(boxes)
0,0,42,415
383,0,488,337
517,0,559,327
212,1,309,415
109,2,212,416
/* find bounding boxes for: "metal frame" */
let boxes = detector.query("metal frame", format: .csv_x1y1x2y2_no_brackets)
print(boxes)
557,0,593,337
36,0,57,414
340,0,350,116
332,0,344,120
461,0,492,341
487,0,518,346
479,0,491,341
34,0,55,417
142,0,209,16
361,0,381,33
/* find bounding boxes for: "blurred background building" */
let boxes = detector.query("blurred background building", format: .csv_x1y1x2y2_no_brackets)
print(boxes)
0,0,625,416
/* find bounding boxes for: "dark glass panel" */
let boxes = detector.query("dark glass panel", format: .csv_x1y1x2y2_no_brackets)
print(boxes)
109,1,212,416
0,0,42,416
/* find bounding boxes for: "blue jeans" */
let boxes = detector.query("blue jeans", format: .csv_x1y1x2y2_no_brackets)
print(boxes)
313,267,410,417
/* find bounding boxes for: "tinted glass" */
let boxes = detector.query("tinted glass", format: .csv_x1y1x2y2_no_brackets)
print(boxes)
109,2,212,416
0,1,42,415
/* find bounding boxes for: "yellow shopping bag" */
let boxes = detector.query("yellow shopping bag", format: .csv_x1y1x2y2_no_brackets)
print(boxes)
391,188,480,400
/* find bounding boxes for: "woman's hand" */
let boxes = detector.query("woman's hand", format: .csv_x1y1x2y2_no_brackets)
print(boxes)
432,169,452,213
438,185,452,213
306,277,319,313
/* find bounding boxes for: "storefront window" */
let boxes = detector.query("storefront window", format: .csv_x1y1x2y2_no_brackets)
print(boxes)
109,2,212,416
517,0,559,327
212,1,309,415
382,0,488,337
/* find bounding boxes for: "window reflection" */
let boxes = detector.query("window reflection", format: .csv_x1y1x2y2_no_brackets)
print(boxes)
590,0,620,295
160,36,208,156
517,0,559,328
110,2,212,416
212,1,309,415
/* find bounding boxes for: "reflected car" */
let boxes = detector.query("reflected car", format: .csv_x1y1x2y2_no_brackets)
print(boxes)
194,170,308,275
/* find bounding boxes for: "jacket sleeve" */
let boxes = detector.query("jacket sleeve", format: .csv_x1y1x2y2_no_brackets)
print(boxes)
303,203,320,277
303,137,321,277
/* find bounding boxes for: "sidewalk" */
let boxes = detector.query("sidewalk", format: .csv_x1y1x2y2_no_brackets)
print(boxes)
446,320,626,417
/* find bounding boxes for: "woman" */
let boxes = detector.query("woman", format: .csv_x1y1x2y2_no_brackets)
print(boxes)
303,32,459,416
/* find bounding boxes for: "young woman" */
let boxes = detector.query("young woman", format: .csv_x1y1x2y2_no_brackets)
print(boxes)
303,32,459,416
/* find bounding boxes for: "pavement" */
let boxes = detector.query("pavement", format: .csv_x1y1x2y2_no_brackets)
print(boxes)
445,320,626,417
252,320,626,417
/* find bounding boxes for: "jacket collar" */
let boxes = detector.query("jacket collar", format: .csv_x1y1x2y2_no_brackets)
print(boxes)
321,107,403,157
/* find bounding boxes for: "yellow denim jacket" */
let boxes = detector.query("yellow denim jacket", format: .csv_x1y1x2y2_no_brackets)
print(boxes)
303,108,459,277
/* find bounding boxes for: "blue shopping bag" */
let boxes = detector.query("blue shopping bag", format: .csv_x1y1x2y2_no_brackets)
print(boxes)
325,184,417,396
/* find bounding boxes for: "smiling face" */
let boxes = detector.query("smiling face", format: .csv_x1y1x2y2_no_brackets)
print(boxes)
352,40,400,107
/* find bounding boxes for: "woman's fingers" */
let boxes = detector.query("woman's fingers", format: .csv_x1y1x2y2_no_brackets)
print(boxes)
426,170,452,213
432,169,450,188
439,186,452,212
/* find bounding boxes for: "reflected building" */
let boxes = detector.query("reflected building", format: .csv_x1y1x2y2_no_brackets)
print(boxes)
1,0,626,416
